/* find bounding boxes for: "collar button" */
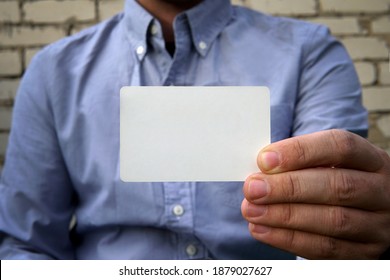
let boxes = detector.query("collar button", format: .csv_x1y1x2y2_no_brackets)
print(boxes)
198,41,207,50
151,24,159,35
136,45,145,55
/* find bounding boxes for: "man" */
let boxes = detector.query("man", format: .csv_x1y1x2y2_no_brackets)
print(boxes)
0,0,389,259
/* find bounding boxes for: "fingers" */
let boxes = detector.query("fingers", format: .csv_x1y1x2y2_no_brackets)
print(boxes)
258,129,389,174
242,166,390,259
243,168,389,210
247,224,384,259
241,199,388,243
248,129,390,259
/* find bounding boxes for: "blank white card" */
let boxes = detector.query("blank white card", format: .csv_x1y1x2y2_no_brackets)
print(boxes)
120,86,270,182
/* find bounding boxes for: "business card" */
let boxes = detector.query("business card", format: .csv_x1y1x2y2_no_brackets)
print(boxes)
120,86,270,182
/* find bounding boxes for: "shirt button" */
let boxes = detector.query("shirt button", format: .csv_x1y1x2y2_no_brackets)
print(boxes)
136,45,145,55
172,204,184,216
198,41,207,50
186,244,197,257
151,24,159,35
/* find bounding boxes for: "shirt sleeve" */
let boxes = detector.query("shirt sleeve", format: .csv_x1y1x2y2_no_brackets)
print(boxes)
0,50,76,259
292,25,368,137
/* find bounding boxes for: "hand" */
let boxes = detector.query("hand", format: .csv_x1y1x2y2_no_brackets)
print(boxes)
241,129,390,259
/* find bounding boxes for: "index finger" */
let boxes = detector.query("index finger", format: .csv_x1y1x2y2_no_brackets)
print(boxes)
258,129,388,174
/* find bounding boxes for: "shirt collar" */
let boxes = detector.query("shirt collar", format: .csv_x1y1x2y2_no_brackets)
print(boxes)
123,0,233,59
185,0,232,56
123,0,154,61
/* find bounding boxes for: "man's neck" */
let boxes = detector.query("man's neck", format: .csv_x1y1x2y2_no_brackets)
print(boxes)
136,0,202,43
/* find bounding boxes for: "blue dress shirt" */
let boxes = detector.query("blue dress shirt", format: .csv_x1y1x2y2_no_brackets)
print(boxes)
0,0,367,259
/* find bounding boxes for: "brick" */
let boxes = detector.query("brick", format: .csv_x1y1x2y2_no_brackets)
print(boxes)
0,133,9,156
25,48,41,69
246,0,316,16
0,107,13,130
321,0,390,13
363,87,390,112
0,1,20,22
231,0,245,6
354,62,376,86
309,17,361,35
341,38,389,60
99,0,124,20
0,26,65,46
0,79,19,100
372,16,390,34
379,62,390,85
377,114,390,137
0,50,21,76
24,0,95,23
368,123,386,145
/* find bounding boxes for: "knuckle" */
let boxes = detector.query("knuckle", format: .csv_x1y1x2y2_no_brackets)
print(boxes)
333,171,356,203
319,236,338,259
292,138,307,163
330,130,357,165
329,207,350,235
284,229,298,250
274,173,303,202
280,204,294,225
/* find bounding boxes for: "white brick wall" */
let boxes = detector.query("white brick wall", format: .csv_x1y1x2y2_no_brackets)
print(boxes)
0,133,9,157
355,62,376,86
1,0,390,164
0,50,21,76
342,38,389,60
247,0,316,15
363,87,390,112
379,62,390,85
99,0,124,20
321,0,390,13
372,16,390,34
0,26,65,46
309,17,361,35
0,1,20,23
377,115,390,137
0,108,13,130
24,0,95,23
0,80,19,100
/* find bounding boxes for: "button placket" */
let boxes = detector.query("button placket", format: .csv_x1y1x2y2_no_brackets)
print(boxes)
163,182,193,231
